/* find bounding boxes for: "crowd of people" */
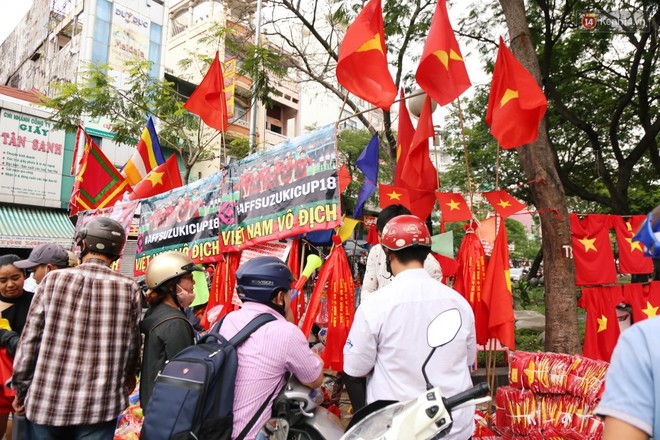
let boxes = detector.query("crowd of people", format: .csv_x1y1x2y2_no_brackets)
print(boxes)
0,204,658,439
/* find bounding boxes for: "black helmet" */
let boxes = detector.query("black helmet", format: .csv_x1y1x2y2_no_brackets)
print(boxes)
75,217,126,258
236,256,295,303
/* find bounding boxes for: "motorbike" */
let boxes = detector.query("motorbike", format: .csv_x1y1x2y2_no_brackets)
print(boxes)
341,308,491,440
260,374,346,440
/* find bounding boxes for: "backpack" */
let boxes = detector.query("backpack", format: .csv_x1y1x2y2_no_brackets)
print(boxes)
141,313,277,440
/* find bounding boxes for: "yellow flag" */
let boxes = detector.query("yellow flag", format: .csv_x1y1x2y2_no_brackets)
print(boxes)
338,217,360,242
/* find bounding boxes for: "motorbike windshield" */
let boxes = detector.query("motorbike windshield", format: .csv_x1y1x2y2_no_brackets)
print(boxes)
341,400,415,440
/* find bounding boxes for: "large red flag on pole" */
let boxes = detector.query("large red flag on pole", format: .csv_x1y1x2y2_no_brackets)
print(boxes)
128,155,183,200
415,0,471,106
336,0,397,110
482,219,516,349
400,96,438,189
394,90,414,187
485,37,547,149
184,51,228,132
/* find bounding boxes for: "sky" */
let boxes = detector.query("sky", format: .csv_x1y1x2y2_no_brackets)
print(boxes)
0,1,33,46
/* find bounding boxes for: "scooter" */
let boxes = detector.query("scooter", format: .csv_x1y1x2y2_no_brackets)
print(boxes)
260,375,346,440
341,308,491,439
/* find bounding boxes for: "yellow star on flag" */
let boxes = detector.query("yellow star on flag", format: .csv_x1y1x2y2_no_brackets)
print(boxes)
497,199,511,209
387,190,402,201
146,171,164,187
578,236,598,252
500,88,519,108
596,315,608,332
357,33,384,54
446,199,461,211
432,48,464,70
642,301,659,318
625,237,644,253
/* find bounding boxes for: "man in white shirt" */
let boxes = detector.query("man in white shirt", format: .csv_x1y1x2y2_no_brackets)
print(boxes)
361,204,442,297
344,215,476,440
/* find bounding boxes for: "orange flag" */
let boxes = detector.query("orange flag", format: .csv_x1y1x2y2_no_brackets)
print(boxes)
485,37,547,149
400,96,438,189
436,192,472,222
483,220,516,349
128,155,183,200
378,184,411,210
184,51,228,132
483,190,527,218
394,90,414,187
338,163,352,194
336,0,397,110
415,0,471,106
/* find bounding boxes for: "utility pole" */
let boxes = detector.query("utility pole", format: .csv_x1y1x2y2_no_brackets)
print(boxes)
248,0,263,150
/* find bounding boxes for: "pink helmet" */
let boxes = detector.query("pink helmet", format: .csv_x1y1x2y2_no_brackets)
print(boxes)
380,215,432,251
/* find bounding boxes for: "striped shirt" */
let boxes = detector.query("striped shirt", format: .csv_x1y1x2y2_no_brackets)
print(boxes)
218,302,322,440
12,258,142,426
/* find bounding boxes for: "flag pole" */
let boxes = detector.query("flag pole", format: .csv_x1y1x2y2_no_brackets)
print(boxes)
456,98,475,209
249,0,264,151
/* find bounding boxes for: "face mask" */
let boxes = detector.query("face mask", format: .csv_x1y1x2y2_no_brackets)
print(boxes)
176,284,196,309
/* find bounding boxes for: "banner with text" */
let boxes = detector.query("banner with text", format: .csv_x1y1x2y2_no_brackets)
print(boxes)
219,124,340,251
134,172,223,275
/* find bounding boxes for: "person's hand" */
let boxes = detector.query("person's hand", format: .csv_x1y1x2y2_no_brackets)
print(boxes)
12,396,24,415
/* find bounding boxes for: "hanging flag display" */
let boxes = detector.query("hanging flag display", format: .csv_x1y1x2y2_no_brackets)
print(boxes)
485,37,548,149
70,130,130,216
483,189,527,218
201,252,241,329
612,215,654,275
622,282,660,323
570,214,617,286
415,0,471,106
336,0,397,109
378,184,411,210
482,221,516,349
354,134,379,218
454,231,489,345
436,192,472,222
394,90,414,187
121,116,165,186
400,96,438,190
578,285,624,362
338,163,352,195
220,124,341,252
184,51,229,132
128,155,183,200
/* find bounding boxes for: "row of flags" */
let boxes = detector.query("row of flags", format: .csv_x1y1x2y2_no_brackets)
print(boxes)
70,118,183,215
336,0,548,149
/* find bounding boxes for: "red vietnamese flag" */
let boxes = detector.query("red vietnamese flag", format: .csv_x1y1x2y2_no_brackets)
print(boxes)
407,189,437,220
436,192,472,222
400,96,438,189
415,0,471,106
622,281,660,322
366,224,379,245
128,155,183,200
379,184,411,210
336,0,397,110
485,37,548,149
579,285,623,361
483,190,527,218
612,215,654,275
394,89,414,187
482,220,515,349
338,163,352,195
184,51,228,132
570,214,617,286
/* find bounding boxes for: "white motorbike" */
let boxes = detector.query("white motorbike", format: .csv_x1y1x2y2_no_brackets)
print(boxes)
341,308,491,440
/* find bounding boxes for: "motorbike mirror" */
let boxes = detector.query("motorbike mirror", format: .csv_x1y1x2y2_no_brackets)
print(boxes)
261,418,289,440
427,308,462,348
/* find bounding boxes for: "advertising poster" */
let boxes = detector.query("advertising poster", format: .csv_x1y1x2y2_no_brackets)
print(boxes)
0,108,66,204
219,124,341,252
134,172,223,275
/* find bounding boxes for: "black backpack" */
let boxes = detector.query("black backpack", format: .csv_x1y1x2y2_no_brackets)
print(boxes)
141,313,277,440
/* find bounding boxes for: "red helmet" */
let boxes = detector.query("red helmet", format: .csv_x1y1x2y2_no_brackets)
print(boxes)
380,215,432,251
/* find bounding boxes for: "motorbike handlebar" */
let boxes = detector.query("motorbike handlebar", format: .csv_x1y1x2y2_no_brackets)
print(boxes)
444,382,490,411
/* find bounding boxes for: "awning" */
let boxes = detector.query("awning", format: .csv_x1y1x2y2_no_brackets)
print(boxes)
0,205,75,249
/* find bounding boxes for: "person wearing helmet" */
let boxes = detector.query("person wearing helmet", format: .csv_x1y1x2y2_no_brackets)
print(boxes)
361,204,442,297
139,251,202,412
597,206,660,440
215,256,323,439
343,215,476,440
12,217,142,439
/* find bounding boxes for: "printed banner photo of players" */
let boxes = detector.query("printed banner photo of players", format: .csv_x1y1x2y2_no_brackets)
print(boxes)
220,124,341,251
